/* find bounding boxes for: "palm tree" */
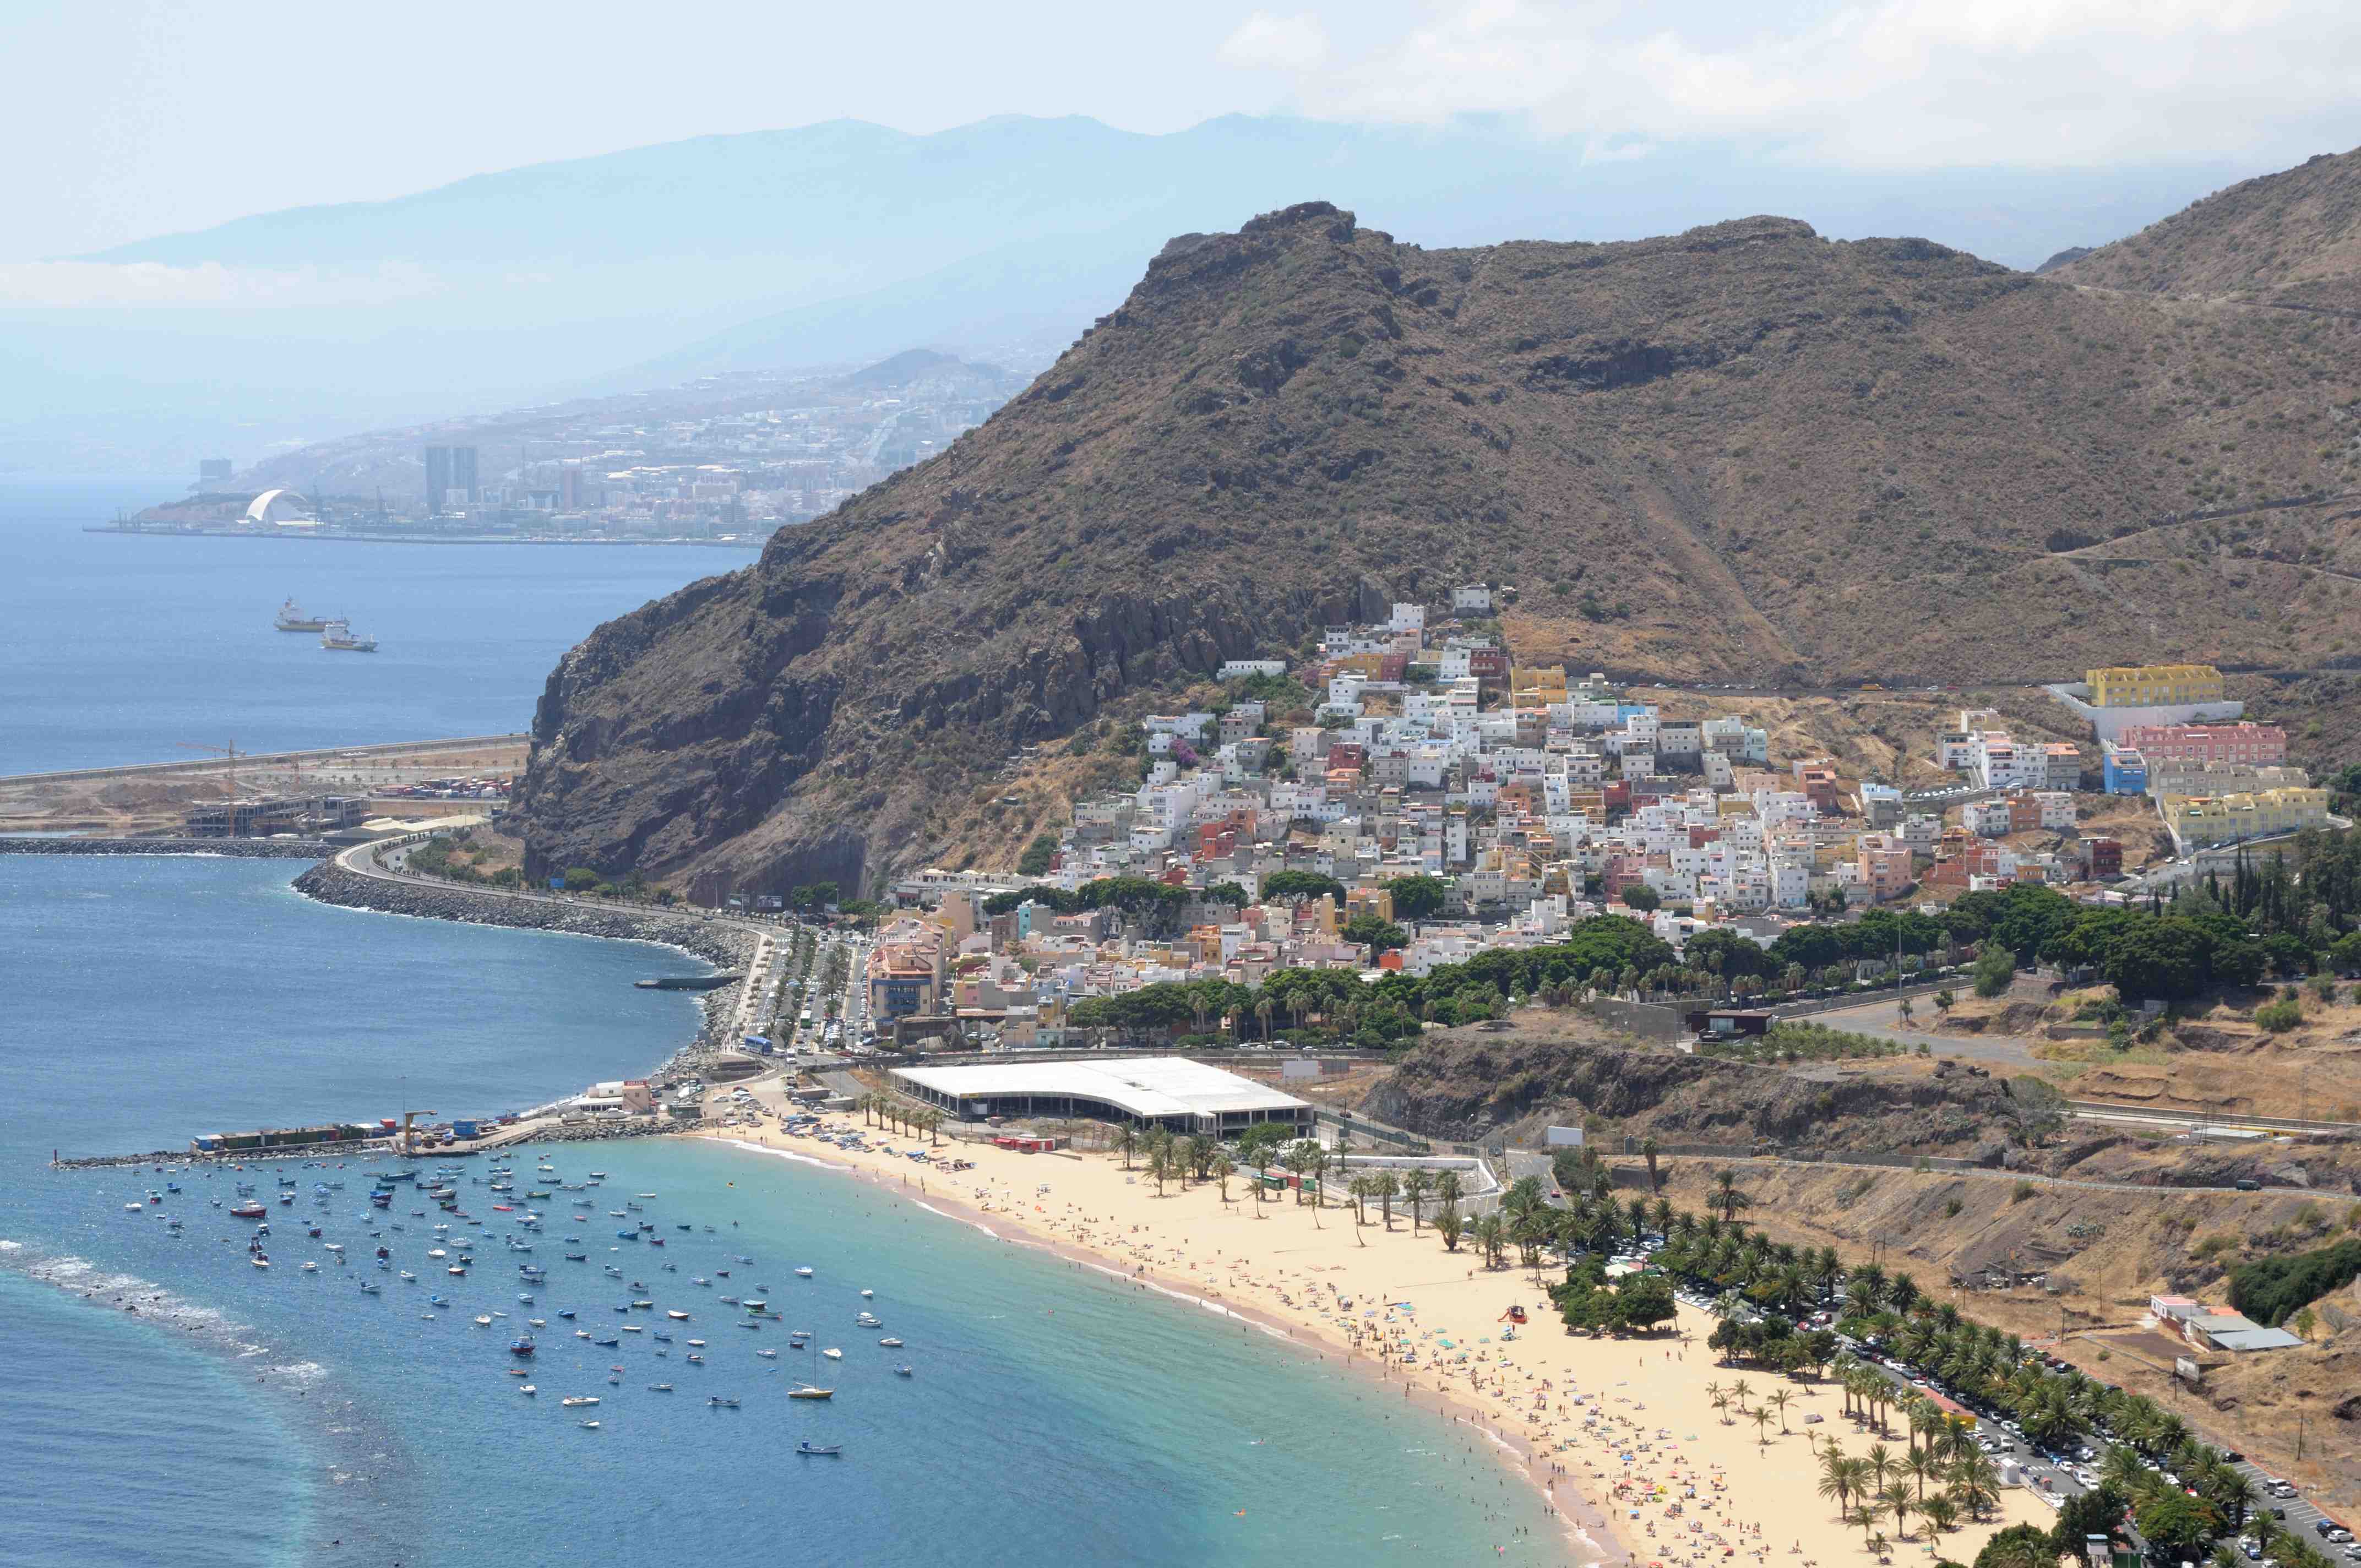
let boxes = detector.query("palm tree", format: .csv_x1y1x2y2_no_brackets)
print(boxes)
1641,1136,1661,1193
1818,1449,1856,1517
1918,1494,1959,1538
1376,1170,1400,1231
1473,1212,1506,1268
1402,1169,1432,1233
1348,1174,1373,1245
1255,995,1275,1040
1947,1452,1999,1521
1713,1168,1752,1222
1712,1392,1733,1425
1146,1144,1169,1196
1864,1442,1895,1495
1731,1378,1754,1412
1211,1152,1234,1205
1866,1532,1890,1564
1434,1170,1462,1234
1751,1407,1775,1449
1116,1124,1138,1169
1879,1482,1913,1540
1903,1447,1938,1501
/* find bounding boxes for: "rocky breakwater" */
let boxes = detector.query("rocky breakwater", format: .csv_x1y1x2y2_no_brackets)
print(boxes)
293,859,756,974
0,836,333,858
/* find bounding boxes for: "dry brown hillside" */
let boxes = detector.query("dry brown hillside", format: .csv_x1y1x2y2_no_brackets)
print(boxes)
2056,146,2361,310
514,175,2361,896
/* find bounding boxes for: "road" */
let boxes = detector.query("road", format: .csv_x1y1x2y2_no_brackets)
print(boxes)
0,732,530,788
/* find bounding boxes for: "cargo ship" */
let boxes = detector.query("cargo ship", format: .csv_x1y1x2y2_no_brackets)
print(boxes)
320,618,378,652
274,597,330,631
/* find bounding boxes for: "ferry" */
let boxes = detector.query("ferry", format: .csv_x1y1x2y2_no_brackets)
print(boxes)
274,597,330,632
319,618,378,652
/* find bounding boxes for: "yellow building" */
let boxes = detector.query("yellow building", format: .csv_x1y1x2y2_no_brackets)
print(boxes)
2086,663,2225,708
1509,664,1568,701
2162,787,2329,850
1343,886,1394,923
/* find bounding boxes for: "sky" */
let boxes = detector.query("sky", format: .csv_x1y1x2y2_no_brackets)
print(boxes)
5,0,2360,262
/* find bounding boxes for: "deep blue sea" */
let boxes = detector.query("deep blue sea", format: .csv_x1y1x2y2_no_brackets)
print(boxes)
0,476,757,774
0,690,1563,1559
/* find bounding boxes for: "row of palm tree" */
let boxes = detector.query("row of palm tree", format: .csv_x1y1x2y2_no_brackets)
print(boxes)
853,1094,944,1145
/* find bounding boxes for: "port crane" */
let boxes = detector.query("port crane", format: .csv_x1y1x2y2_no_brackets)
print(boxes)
398,1110,439,1157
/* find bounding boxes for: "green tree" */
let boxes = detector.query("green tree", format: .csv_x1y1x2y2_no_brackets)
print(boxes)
1384,874,1452,919
1972,1522,2057,1568
1623,883,1663,912
1972,947,2016,999
1016,833,1060,878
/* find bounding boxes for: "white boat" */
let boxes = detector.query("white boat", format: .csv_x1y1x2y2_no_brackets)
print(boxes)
879,1337,902,1348
795,1267,814,1278
561,1396,600,1408
822,1348,842,1360
667,1310,689,1320
756,1349,777,1359
855,1312,880,1327
399,1271,416,1281
648,1383,673,1392
708,1396,739,1408
518,1385,537,1396
859,1289,873,1299
359,1281,381,1293
301,1261,319,1272
577,1420,600,1430
472,1315,492,1326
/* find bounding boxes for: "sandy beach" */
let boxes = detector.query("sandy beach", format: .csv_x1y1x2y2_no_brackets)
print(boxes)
705,1115,2052,1567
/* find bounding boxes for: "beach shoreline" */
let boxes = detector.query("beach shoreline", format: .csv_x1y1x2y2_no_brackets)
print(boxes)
704,1117,2055,1568
715,1129,1622,1564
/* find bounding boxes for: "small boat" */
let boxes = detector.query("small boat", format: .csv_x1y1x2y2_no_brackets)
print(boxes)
708,1396,739,1408
822,1348,842,1360
788,1385,833,1400
794,1267,813,1278
878,1337,903,1348
518,1385,537,1396
564,1253,587,1261
561,1396,599,1408
399,1271,416,1281
756,1349,777,1359
741,1299,765,1313
577,1421,600,1430
428,1294,449,1306
796,1442,841,1456
859,1289,873,1299
231,1202,267,1219
359,1281,381,1294
648,1383,673,1392
301,1261,319,1273
252,1257,270,1269
666,1310,689,1320
687,1338,706,1348
510,1336,535,1355
592,1336,619,1348
855,1312,881,1328
558,1309,576,1320
894,1365,912,1378
473,1315,493,1326
686,1354,704,1365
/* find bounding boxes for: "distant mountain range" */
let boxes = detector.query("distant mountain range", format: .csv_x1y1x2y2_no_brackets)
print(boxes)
2,113,2275,471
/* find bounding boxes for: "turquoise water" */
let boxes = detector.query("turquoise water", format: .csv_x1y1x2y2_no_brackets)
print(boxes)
0,475,754,774
2,858,1562,1566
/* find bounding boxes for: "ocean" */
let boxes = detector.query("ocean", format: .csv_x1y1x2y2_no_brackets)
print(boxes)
0,476,758,775
0,847,1564,1564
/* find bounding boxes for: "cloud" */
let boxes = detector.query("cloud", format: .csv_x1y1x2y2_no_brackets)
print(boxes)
1232,0,2361,168
0,260,443,309
1220,11,1332,72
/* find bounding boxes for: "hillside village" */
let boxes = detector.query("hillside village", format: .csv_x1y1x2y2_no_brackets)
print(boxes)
868,589,2340,1049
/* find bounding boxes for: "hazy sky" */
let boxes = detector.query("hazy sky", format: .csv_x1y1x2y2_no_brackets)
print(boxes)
7,0,2360,259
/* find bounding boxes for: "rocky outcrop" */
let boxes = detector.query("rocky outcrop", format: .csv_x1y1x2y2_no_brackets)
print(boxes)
1364,1032,2028,1153
511,178,2361,893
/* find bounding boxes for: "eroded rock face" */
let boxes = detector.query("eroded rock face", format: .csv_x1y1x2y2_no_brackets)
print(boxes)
1362,1032,2025,1152
510,188,2361,892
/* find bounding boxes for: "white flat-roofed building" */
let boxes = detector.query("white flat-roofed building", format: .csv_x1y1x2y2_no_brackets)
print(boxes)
891,1056,1312,1136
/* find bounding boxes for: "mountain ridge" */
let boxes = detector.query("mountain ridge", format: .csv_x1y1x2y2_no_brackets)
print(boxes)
509,183,2361,896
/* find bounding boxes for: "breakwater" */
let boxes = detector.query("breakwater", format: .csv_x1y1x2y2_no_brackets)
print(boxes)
292,858,754,972
0,836,332,858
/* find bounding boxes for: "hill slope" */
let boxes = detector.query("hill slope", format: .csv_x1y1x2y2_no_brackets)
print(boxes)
2054,145,2361,309
511,196,2361,896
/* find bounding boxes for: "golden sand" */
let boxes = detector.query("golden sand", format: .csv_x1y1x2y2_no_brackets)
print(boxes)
706,1115,2049,1566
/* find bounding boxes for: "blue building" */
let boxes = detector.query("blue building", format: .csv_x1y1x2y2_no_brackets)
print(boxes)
2102,745,2148,795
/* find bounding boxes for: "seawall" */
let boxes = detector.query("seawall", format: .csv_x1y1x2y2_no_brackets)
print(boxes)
0,837,332,858
291,858,755,973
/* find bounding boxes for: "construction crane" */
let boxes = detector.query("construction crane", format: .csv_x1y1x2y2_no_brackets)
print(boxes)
176,739,241,804
399,1110,439,1157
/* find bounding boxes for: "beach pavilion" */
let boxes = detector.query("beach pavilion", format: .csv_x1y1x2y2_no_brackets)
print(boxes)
889,1056,1312,1137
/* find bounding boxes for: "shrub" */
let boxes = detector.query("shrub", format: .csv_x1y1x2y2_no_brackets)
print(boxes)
2012,1180,2037,1204
1944,1197,1964,1217
2255,998,2304,1033
2227,1237,2361,1325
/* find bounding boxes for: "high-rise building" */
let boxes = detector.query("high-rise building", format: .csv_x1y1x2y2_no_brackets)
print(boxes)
557,466,582,509
424,444,482,511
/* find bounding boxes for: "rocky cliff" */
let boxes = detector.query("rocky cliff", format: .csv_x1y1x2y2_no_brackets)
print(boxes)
514,180,2361,894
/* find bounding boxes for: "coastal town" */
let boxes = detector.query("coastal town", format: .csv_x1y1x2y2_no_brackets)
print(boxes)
851,589,2336,1052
